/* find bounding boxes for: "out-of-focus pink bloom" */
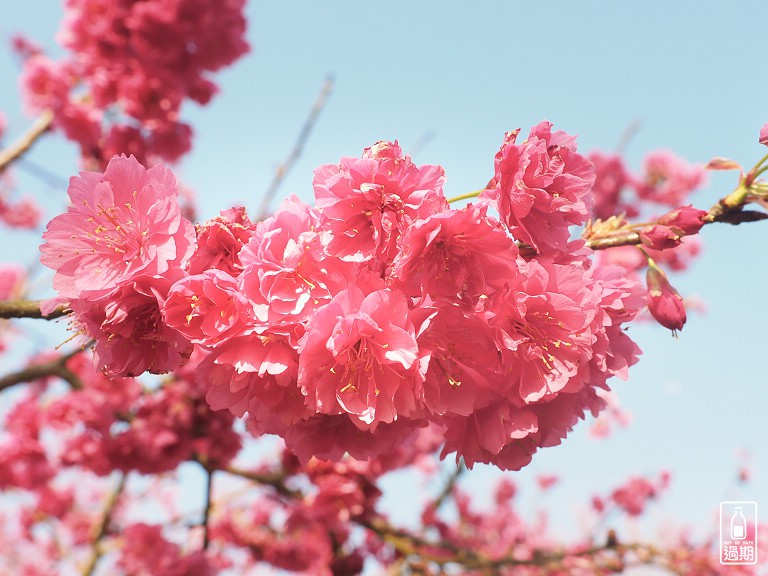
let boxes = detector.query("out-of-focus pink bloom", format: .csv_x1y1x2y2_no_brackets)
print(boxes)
610,473,669,516
646,263,686,332
60,0,249,123
635,150,706,207
479,122,595,254
537,474,559,491
40,155,195,300
0,264,26,300
118,523,215,576
313,141,447,265
70,272,193,376
588,151,637,219
11,34,42,60
760,123,768,146
19,55,71,114
0,196,43,229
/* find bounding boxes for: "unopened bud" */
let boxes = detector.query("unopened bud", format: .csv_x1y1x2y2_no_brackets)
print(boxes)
639,225,682,250
760,123,768,147
657,205,709,235
646,263,686,333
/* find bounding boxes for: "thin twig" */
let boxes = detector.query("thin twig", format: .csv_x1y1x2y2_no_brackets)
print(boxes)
82,474,127,576
0,110,55,172
362,516,665,572
0,299,70,319
220,465,302,499
16,157,70,188
432,462,464,511
256,75,334,220
584,198,767,251
616,119,642,155
0,342,90,392
201,462,214,551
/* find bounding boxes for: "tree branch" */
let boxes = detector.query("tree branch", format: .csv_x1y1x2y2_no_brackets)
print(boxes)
219,464,303,499
82,474,127,576
199,461,214,551
256,75,334,220
584,196,767,251
0,343,89,393
0,299,70,319
0,110,55,173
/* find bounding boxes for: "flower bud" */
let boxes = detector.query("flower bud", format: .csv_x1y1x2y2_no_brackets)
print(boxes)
639,225,682,250
760,122,768,146
657,205,709,235
646,264,686,332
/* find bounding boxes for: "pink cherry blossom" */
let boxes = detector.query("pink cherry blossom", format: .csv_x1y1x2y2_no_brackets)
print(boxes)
411,302,501,417
313,141,447,265
197,334,307,429
390,204,519,306
239,195,356,334
119,523,215,576
187,206,256,276
588,151,637,219
40,155,195,300
0,196,43,229
298,286,423,429
479,122,596,254
70,272,193,376
163,269,256,347
634,150,706,206
610,473,670,516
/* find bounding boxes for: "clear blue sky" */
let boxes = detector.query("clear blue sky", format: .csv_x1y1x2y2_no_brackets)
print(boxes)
1,1,767,548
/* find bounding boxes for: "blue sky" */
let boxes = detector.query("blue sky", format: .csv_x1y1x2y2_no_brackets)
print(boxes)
1,0,767,550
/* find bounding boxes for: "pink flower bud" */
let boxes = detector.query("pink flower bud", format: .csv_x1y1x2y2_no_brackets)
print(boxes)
760,123,768,146
639,225,682,250
657,205,709,235
646,264,686,332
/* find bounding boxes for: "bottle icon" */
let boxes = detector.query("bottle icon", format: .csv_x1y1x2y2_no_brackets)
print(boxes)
731,507,747,540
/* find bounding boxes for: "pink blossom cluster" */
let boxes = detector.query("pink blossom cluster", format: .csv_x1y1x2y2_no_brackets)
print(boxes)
592,471,671,517
42,124,646,471
589,149,706,221
18,0,248,167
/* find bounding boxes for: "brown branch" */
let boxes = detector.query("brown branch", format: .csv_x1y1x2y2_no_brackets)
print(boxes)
82,474,127,576
199,461,214,551
0,110,55,172
584,196,766,251
0,299,70,319
362,517,670,573
431,462,464,511
256,75,334,220
219,464,303,499
0,343,89,393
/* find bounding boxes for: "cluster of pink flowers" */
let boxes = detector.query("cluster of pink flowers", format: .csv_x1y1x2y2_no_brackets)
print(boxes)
41,123,647,470
589,149,706,221
18,0,248,167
